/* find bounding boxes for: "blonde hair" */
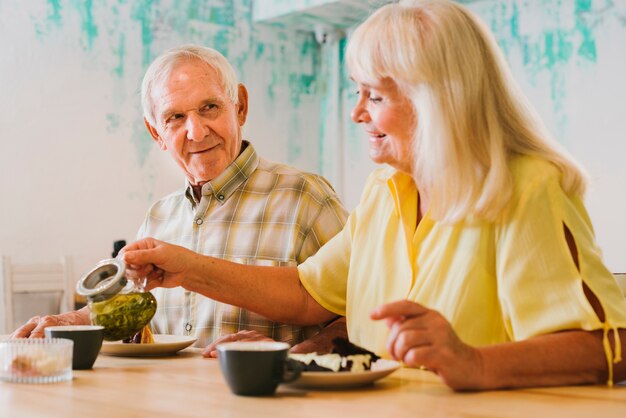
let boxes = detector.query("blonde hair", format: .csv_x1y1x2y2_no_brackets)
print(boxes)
141,44,239,126
346,0,587,222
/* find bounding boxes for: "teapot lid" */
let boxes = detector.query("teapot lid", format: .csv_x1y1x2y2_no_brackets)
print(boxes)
76,258,127,300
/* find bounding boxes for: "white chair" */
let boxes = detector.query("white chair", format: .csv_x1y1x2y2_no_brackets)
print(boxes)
0,256,73,334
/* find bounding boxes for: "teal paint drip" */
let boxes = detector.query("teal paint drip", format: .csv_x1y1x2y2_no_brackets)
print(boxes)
106,113,120,133
131,0,156,68
468,0,607,141
75,0,99,50
288,35,318,108
131,120,154,168
112,32,126,77
575,0,597,61
32,0,63,40
47,0,63,28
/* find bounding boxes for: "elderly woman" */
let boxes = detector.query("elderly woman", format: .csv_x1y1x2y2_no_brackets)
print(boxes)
124,0,626,390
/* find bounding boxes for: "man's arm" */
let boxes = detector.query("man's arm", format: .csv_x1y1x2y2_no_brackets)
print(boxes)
290,317,348,354
10,307,91,338
123,238,337,326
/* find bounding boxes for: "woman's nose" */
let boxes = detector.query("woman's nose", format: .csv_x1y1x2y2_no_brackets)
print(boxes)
186,113,207,141
351,99,370,124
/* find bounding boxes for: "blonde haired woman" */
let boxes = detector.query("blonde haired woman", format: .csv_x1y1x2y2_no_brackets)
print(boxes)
123,0,626,390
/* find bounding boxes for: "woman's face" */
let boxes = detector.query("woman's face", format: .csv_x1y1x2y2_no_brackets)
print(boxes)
350,77,416,173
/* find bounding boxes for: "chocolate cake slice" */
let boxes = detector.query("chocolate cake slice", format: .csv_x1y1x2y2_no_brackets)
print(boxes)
289,337,381,372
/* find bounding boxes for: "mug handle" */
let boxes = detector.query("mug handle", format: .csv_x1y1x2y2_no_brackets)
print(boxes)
281,358,303,383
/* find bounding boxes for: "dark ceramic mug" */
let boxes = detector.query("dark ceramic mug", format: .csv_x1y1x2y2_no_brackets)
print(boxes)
217,341,302,396
44,325,104,370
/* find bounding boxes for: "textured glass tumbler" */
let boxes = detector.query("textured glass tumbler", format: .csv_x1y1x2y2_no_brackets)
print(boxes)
0,338,73,384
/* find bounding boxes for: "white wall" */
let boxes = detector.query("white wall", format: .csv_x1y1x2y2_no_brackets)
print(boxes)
0,0,324,286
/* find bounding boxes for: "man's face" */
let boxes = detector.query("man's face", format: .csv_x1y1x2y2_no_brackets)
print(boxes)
145,60,248,185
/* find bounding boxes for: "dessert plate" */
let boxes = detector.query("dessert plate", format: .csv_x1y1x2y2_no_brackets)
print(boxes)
100,334,197,357
286,359,400,389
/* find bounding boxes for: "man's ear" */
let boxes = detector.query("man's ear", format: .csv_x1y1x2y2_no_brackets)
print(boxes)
144,118,166,150
236,83,249,126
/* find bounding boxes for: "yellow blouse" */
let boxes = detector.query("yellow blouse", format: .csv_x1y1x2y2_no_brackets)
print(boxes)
298,156,626,381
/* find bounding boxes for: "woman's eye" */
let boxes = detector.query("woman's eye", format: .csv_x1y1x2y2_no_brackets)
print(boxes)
369,96,382,103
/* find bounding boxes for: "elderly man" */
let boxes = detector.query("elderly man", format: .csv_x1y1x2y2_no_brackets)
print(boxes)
12,44,348,355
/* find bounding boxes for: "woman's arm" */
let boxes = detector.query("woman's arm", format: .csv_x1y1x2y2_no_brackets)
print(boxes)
123,237,336,326
372,300,625,390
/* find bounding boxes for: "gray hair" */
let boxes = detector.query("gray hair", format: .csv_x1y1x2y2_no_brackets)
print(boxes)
141,44,239,126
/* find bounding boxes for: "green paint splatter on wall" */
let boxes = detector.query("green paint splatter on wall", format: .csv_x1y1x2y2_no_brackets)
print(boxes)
186,0,234,26
288,114,303,162
74,0,99,50
288,35,318,107
131,0,156,67
48,0,63,28
32,0,63,39
467,0,611,139
131,122,154,168
106,113,120,133
575,0,597,61
112,33,126,77
255,43,265,59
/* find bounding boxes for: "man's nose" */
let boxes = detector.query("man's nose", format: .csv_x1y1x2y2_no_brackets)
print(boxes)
186,112,208,141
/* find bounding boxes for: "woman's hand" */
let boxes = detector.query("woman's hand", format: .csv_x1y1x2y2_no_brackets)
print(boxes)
202,330,274,358
371,300,485,390
122,238,196,291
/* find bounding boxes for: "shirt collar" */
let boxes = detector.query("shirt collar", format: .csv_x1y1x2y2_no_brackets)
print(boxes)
386,169,418,216
184,140,259,206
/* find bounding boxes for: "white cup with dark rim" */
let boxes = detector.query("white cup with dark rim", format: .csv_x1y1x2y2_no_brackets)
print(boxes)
217,341,302,396
44,325,104,370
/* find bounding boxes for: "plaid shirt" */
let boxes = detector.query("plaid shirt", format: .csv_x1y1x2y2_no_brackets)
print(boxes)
138,142,348,347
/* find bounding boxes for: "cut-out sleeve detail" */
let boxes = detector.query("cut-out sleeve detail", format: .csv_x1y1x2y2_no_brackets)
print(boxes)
603,322,622,386
496,158,626,386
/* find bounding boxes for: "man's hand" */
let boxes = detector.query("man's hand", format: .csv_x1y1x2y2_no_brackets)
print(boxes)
10,309,90,339
371,300,484,390
202,330,274,358
123,238,197,291
289,317,348,354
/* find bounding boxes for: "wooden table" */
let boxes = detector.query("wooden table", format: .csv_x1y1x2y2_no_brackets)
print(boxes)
2,348,625,418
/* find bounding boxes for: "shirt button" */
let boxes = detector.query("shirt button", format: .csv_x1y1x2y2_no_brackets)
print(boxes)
185,323,192,332
218,194,225,200
195,218,203,225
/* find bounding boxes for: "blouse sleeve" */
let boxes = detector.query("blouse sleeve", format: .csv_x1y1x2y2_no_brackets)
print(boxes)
497,165,626,338
496,161,626,383
296,172,383,317
297,210,354,317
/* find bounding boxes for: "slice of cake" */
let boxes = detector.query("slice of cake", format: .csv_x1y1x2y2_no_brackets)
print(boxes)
122,325,155,344
289,337,381,372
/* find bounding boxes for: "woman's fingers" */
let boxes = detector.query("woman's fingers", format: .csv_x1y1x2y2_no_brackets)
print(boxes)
387,316,430,361
371,300,428,320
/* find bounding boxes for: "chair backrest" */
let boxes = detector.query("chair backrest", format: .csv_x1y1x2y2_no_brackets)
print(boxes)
0,256,73,334
615,273,626,296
